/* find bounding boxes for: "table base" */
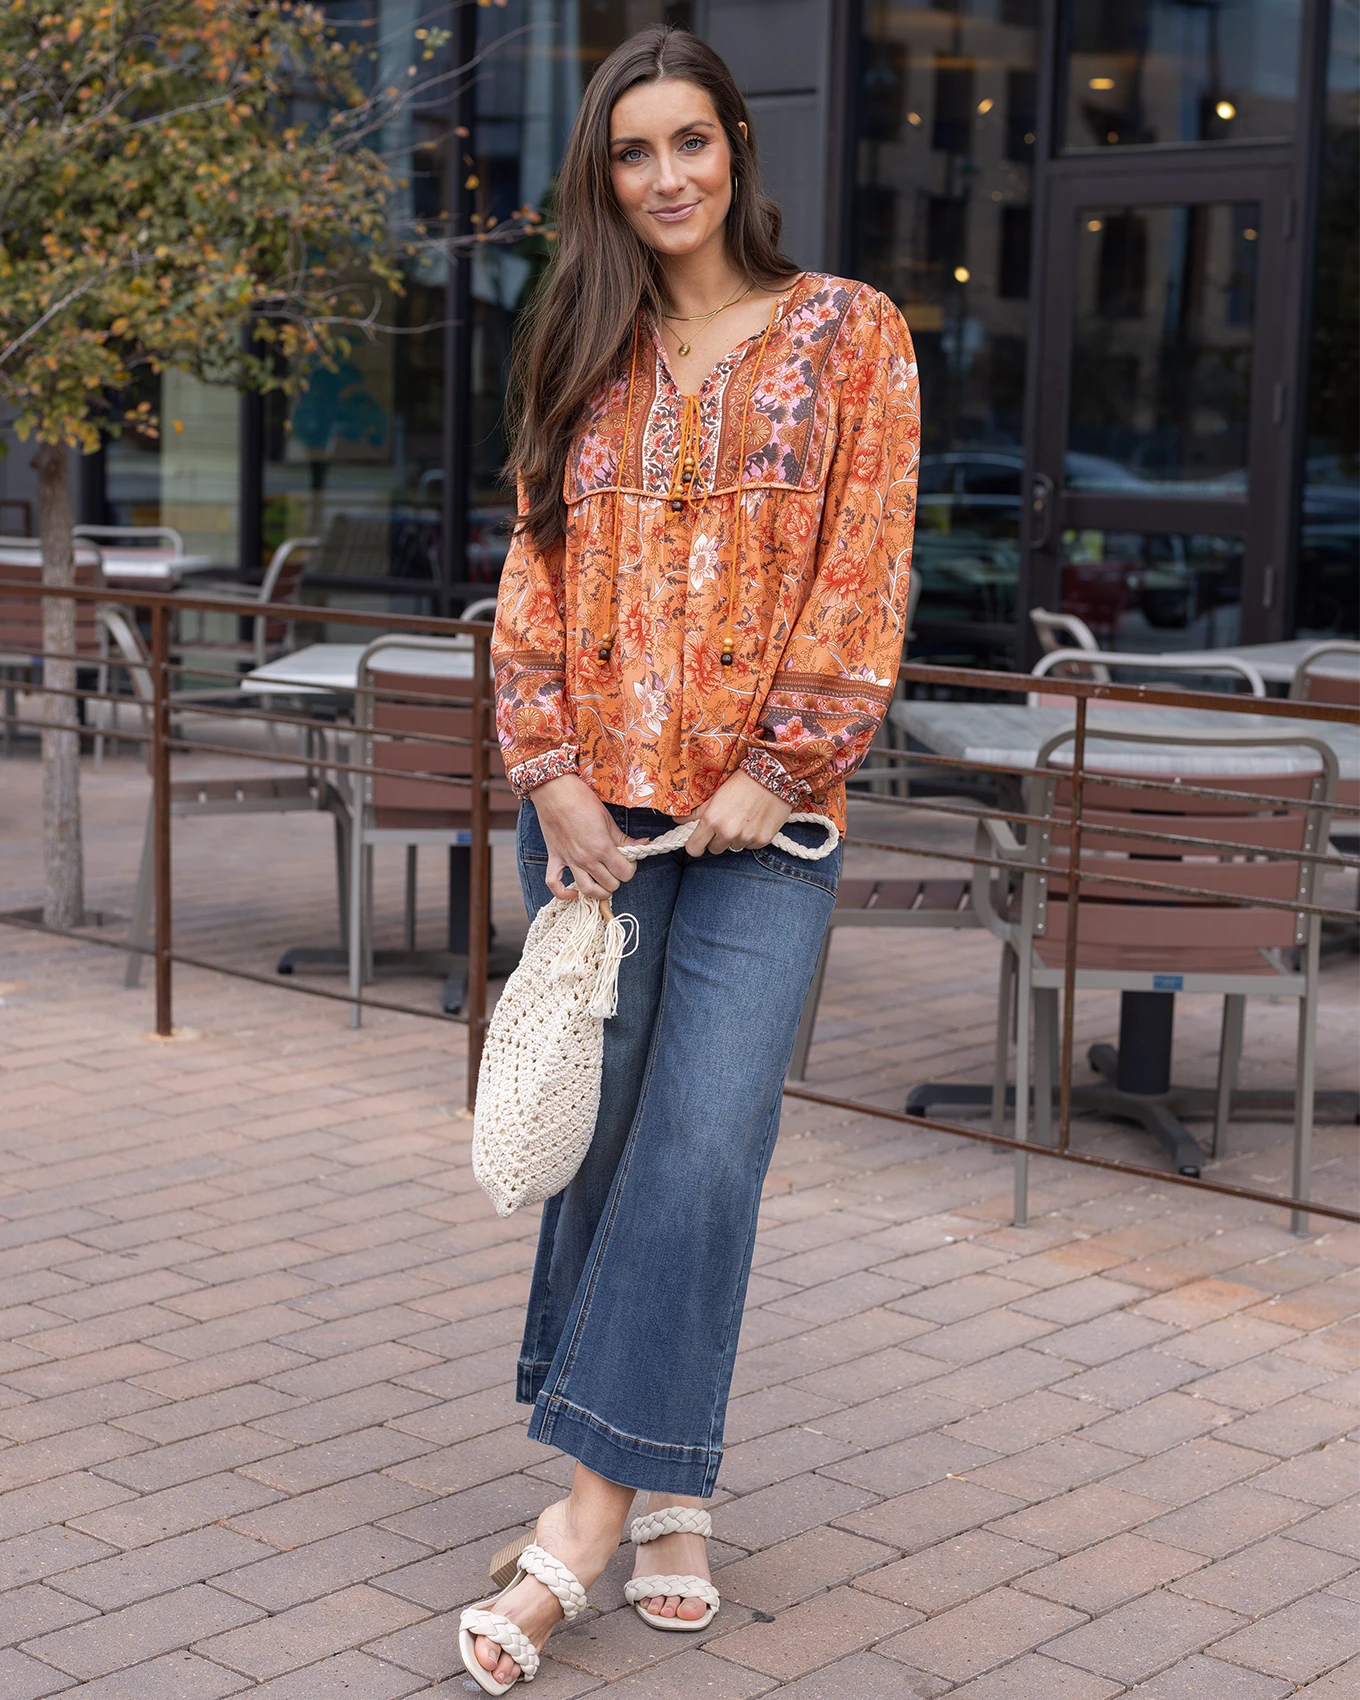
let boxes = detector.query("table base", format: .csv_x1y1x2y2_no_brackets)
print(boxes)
907,1043,1360,1181
276,945,520,1016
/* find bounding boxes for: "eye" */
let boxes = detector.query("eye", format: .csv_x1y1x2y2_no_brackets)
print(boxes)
680,135,707,152
614,146,644,164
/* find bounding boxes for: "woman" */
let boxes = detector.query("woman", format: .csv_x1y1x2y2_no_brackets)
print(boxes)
460,25,918,1692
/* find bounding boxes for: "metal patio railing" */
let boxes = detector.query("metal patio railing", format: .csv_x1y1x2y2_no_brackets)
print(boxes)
2,575,1357,1235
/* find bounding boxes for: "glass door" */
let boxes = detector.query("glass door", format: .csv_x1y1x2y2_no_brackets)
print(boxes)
1023,160,1296,653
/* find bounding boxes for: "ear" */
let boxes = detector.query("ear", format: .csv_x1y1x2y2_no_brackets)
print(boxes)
738,121,748,141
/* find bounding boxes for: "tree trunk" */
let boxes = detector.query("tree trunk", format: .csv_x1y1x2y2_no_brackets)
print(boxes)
34,441,84,929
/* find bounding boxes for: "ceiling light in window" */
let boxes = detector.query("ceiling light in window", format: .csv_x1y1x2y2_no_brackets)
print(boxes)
1243,227,1258,240
1024,132,1035,144
953,266,970,283
1216,100,1237,119
907,111,922,126
1086,219,1104,232
1089,77,1116,91
977,98,994,114
1107,130,1120,143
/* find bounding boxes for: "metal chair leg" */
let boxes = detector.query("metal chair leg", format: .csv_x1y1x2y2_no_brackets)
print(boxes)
1291,926,1321,1237
788,930,832,1081
1212,994,1246,1159
1012,949,1035,1227
992,946,1015,1142
125,797,155,988
1034,988,1058,1148
348,828,366,1029
404,846,418,952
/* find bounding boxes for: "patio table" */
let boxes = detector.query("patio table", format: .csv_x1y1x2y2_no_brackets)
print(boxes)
241,642,508,1013
888,698,1360,1171
0,539,217,588
1139,639,1358,689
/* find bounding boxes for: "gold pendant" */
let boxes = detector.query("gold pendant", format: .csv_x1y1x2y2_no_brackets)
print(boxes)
678,341,691,356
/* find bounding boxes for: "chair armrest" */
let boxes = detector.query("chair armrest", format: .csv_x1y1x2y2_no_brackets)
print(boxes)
971,819,1018,944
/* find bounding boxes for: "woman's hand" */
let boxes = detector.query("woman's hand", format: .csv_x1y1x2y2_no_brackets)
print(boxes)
531,774,639,901
683,770,792,857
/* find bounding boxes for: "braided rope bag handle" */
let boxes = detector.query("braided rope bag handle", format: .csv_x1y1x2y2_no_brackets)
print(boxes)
618,811,839,868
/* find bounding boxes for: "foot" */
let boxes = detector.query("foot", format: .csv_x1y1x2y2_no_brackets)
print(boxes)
632,1502,712,1623
473,1498,617,1688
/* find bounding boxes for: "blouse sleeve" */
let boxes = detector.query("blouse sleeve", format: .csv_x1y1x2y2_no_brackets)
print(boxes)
739,290,919,807
491,489,579,796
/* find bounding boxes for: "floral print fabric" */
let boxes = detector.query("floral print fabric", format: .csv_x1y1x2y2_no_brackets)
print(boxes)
491,272,920,830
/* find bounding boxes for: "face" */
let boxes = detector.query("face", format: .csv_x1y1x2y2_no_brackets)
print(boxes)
609,79,743,261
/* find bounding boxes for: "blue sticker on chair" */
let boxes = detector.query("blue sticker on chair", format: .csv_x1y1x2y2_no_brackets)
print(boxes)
1152,974,1184,992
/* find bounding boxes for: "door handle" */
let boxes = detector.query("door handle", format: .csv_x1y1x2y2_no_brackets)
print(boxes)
1028,474,1055,550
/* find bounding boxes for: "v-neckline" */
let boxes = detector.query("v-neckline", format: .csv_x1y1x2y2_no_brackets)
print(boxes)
648,272,808,400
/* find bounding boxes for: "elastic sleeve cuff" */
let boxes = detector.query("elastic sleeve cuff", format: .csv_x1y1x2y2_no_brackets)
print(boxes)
741,750,815,808
507,746,578,797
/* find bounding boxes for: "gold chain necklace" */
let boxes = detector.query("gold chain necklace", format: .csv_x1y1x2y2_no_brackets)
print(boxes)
662,281,754,356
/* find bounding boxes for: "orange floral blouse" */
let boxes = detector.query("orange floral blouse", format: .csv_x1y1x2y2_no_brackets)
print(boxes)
491,271,919,830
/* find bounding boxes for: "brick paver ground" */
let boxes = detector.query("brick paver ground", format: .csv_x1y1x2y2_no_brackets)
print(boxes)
1,736,1357,1694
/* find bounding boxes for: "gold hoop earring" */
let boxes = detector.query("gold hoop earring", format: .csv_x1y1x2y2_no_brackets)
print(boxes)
732,175,739,196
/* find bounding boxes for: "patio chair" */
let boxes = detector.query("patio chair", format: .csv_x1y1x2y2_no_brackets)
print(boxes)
347,634,519,1026
788,871,982,1079
98,605,350,988
1029,648,1267,704
1030,607,1110,681
1290,640,1360,933
0,547,108,758
73,524,185,559
173,536,319,673
973,726,1339,1234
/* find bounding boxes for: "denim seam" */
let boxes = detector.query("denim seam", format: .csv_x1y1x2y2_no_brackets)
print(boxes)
750,847,839,894
703,1095,785,1476
536,896,677,1440
539,1393,722,1463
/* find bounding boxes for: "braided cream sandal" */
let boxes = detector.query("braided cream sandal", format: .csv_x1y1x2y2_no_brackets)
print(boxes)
624,1506,721,1632
458,1542,588,1693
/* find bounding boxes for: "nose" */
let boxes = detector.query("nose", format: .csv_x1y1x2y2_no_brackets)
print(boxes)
652,155,686,199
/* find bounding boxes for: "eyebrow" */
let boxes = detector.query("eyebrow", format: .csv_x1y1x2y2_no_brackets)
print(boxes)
610,119,718,147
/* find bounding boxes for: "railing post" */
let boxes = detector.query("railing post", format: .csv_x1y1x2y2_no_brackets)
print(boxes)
150,601,173,1036
466,633,491,1112
1058,694,1087,1154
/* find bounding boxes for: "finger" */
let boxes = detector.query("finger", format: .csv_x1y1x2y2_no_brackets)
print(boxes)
546,861,577,901
603,847,636,883
574,867,619,900
685,819,716,858
704,829,734,855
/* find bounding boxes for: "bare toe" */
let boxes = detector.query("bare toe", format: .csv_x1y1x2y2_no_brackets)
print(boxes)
495,1650,520,1685
475,1634,500,1673
678,1595,707,1620
662,1593,681,1617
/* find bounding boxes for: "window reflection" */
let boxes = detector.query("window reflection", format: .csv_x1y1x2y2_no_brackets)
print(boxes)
1061,529,1245,648
1067,202,1259,488
1063,0,1302,148
853,0,1040,664
1297,0,1359,638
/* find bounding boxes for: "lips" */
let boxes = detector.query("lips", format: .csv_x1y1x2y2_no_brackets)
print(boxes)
651,203,698,223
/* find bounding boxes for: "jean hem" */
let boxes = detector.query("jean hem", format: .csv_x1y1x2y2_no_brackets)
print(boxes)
517,1359,553,1405
527,1393,721,1497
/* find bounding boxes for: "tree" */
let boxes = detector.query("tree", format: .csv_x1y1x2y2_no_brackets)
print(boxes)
0,0,405,927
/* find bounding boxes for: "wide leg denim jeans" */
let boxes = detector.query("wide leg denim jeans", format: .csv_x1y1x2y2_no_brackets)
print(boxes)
514,799,839,1497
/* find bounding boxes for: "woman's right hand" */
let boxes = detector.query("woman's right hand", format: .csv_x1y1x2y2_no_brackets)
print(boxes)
530,774,638,901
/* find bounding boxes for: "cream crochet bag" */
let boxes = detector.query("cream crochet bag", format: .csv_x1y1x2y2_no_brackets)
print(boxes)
471,813,839,1217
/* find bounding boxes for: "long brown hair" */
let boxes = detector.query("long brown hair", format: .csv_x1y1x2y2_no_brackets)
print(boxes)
507,25,799,551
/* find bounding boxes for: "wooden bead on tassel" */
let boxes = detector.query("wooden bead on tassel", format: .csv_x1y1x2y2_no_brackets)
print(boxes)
720,638,734,667
597,635,614,664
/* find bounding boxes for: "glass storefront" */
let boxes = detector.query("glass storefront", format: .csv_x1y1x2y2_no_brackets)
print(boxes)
1062,0,1303,149
1297,0,1359,638
852,0,1041,666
